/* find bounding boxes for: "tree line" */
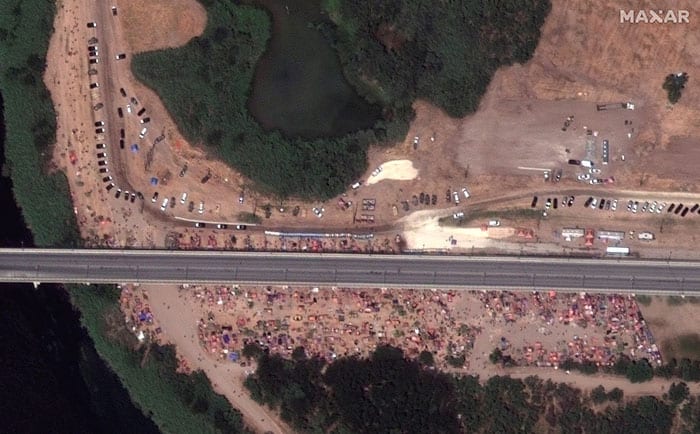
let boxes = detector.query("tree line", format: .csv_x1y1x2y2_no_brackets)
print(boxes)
244,344,697,433
0,0,80,246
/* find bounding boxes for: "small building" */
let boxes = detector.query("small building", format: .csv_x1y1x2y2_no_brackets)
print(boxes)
562,228,585,240
597,230,625,241
606,246,630,256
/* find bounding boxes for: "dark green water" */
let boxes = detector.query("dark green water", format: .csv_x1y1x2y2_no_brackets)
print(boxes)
248,0,381,139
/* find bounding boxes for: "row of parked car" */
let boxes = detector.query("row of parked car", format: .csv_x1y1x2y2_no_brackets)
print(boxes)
626,200,700,217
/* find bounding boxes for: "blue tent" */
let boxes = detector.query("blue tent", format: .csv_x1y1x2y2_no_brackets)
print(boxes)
150,177,158,186
229,351,239,362
130,144,139,153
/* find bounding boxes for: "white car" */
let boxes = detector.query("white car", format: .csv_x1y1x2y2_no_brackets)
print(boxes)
453,212,464,219
657,202,666,213
198,201,204,214
589,168,601,174
180,192,187,204
126,104,132,114
611,199,618,211
139,127,147,138
160,197,169,211
371,166,383,177
461,187,470,199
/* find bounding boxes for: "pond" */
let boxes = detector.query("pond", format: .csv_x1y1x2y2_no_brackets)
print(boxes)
247,0,381,139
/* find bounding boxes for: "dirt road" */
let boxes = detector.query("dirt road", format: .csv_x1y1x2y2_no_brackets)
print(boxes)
145,285,292,434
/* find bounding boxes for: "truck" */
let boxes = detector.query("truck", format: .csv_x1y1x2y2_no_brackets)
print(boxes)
581,160,594,168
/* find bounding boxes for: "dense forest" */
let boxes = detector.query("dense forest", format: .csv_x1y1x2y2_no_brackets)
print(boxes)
0,0,79,246
133,0,550,199
245,345,700,433
323,0,551,117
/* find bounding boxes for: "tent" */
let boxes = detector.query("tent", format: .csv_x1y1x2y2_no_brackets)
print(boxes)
150,177,158,186
130,144,139,153
228,351,239,362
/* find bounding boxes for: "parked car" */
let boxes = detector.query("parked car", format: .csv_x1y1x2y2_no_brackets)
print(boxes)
584,197,594,207
216,224,228,229
115,53,126,60
531,196,538,208
95,143,106,149
115,188,122,199
180,192,187,204
188,201,195,212
160,198,169,211
195,222,206,228
453,212,464,220
235,225,247,230
453,192,460,204
151,192,159,203
170,197,176,208
611,199,618,211
137,108,146,116
590,198,598,209
567,196,575,207
106,183,114,191
198,201,204,214
461,187,470,199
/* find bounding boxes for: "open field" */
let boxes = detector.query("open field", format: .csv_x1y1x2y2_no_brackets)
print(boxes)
639,296,700,361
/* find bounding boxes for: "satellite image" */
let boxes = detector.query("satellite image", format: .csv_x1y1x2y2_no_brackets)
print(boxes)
2,0,700,433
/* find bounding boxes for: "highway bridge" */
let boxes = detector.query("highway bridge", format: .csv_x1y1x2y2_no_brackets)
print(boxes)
1,249,700,295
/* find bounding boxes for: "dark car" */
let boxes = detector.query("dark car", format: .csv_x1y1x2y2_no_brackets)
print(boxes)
668,203,675,213
531,196,538,208
598,199,605,209
553,198,558,209
446,189,452,203
675,203,684,214
431,194,437,205
130,193,136,203
119,139,125,149
419,192,425,204
568,159,581,165
170,197,176,208
115,189,122,199
195,222,206,228
102,176,111,182
99,167,108,173
179,164,188,177
216,224,228,229
682,207,690,217
106,183,114,191
691,204,699,213
137,108,146,116
96,143,106,149
412,195,419,206
188,201,195,212
117,107,123,118
584,197,593,207
567,196,575,207
98,160,107,166
120,129,125,139
119,88,127,97
235,225,247,230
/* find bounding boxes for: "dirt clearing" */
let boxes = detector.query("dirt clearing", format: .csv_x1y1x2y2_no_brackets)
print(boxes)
118,0,206,53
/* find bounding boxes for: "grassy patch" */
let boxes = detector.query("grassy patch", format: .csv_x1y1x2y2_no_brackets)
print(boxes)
635,295,653,306
661,333,700,361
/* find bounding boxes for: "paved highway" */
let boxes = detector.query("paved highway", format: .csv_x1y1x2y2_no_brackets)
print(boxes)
1,249,700,294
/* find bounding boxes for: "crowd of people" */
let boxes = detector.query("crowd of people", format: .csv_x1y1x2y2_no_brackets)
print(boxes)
479,291,662,367
120,284,661,372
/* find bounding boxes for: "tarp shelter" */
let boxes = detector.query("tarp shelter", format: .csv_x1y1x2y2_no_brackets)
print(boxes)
130,144,139,153
150,177,158,186
229,351,239,362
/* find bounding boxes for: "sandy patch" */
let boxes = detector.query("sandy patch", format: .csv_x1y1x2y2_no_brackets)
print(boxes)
141,285,292,434
402,217,514,250
119,0,207,53
365,159,418,185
